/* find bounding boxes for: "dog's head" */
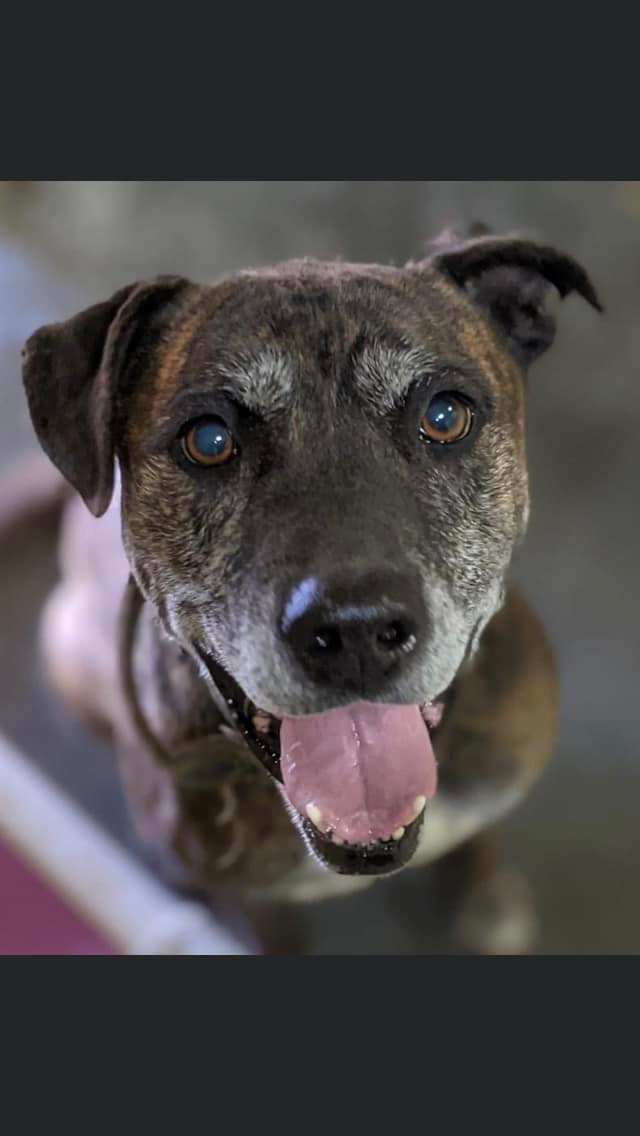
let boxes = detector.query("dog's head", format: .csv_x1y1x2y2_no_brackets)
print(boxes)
23,228,600,877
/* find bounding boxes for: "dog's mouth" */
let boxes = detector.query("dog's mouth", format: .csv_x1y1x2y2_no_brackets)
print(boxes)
201,653,446,877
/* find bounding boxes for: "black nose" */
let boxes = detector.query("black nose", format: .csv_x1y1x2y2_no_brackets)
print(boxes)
280,569,427,692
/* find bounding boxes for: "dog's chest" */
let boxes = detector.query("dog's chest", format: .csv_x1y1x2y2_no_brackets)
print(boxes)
261,781,525,904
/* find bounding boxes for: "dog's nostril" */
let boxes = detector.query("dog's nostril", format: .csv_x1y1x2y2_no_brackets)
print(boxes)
313,626,342,653
376,620,410,650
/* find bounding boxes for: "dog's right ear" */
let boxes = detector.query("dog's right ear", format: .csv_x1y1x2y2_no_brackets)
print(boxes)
22,276,191,517
422,226,602,368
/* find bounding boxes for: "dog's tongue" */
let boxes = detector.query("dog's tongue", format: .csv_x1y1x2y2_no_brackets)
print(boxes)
280,703,437,846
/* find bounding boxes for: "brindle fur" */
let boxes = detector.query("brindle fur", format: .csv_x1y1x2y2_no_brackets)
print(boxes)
22,228,600,951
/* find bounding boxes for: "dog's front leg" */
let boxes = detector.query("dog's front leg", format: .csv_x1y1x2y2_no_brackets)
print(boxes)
432,828,537,955
243,902,308,955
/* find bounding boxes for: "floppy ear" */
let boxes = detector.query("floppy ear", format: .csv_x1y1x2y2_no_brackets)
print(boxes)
22,276,191,517
427,226,602,367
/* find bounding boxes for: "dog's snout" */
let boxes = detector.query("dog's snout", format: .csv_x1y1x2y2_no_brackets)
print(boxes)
281,570,427,691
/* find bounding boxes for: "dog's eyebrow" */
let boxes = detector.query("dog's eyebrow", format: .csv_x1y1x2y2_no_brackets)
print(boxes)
143,348,297,452
213,347,295,419
352,343,439,411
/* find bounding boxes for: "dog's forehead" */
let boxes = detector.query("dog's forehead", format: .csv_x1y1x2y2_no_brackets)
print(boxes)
188,262,445,394
134,259,516,432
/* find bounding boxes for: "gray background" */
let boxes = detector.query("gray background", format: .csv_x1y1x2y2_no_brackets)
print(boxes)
0,181,637,953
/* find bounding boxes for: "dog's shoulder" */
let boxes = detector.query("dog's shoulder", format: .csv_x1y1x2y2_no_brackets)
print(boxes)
437,586,558,793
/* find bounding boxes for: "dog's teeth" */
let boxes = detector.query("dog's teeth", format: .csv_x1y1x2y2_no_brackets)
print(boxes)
392,826,405,841
332,835,344,846
252,711,272,735
306,804,327,831
406,795,427,824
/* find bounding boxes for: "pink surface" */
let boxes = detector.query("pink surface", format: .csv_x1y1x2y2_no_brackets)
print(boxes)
280,702,437,844
0,837,118,955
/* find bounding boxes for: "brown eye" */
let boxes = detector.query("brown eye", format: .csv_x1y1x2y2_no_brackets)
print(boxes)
420,393,473,444
181,418,236,466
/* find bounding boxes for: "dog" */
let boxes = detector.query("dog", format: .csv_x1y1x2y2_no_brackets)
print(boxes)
21,226,600,952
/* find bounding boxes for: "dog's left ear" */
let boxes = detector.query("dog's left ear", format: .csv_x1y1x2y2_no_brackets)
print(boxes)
22,276,191,517
427,230,602,367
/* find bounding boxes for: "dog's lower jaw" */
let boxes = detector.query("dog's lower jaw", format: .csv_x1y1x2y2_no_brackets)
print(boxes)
259,780,530,905
279,787,428,878
188,644,452,878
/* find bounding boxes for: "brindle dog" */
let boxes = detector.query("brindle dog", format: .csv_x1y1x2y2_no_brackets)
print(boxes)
22,227,600,953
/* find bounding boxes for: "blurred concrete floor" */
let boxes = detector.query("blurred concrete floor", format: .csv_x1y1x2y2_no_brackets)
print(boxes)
0,181,638,953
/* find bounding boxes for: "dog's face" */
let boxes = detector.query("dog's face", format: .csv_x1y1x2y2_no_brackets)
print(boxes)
23,230,599,877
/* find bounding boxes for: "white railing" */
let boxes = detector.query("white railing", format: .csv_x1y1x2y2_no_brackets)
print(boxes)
0,730,252,955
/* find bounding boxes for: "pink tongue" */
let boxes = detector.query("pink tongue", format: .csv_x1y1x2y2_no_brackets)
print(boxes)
280,703,437,846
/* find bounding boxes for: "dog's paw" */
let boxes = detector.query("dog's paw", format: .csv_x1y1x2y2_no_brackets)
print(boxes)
451,866,538,955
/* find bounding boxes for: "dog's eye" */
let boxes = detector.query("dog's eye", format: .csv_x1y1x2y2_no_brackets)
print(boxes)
181,417,236,466
420,394,473,445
